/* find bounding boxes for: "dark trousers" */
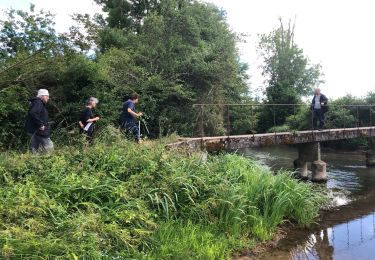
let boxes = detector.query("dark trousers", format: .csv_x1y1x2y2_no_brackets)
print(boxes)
313,109,324,129
122,121,140,141
80,128,94,142
29,134,54,154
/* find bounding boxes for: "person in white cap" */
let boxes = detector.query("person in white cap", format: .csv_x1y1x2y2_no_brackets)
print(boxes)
25,89,54,153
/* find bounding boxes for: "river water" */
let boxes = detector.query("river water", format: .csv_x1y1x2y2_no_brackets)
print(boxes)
239,146,375,260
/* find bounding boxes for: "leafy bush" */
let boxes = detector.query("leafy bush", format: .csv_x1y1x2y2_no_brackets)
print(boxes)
0,86,30,149
0,128,325,258
324,105,357,129
267,125,291,133
285,105,312,130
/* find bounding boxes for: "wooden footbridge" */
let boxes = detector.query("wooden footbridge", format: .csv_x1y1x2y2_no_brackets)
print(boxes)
167,127,375,152
167,103,375,182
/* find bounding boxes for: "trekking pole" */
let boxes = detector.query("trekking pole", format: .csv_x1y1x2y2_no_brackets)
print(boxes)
138,120,141,140
142,119,151,136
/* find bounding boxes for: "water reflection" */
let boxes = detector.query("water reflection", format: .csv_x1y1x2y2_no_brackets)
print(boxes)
291,228,334,260
275,214,375,260
239,146,375,260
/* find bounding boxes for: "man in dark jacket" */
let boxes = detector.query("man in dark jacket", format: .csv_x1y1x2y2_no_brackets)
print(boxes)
25,89,54,153
311,88,328,130
120,93,143,142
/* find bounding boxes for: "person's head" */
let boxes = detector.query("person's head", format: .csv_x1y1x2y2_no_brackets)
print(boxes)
131,93,140,104
37,89,50,103
314,87,321,96
87,97,99,108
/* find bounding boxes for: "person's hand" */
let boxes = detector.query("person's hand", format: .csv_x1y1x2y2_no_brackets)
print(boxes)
39,125,46,131
95,116,100,121
138,112,144,117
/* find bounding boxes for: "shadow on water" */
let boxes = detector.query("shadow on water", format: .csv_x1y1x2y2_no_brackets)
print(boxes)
239,146,375,260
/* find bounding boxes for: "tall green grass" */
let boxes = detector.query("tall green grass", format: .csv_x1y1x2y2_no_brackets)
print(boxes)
0,127,325,259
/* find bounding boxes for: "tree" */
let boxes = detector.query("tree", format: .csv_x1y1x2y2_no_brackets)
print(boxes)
94,0,250,136
0,4,59,59
94,0,162,32
0,6,101,149
0,0,251,149
0,5,62,148
258,19,322,131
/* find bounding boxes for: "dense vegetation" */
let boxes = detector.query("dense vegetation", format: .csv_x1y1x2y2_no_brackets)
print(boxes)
0,128,324,258
1,0,372,151
0,0,251,150
0,0,327,151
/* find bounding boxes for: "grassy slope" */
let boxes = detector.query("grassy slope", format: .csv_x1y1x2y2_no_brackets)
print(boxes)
0,129,325,259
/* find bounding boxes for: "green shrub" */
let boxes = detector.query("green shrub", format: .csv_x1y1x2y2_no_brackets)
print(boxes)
267,125,291,133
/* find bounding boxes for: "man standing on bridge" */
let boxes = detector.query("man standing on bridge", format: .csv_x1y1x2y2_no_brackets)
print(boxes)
311,87,328,130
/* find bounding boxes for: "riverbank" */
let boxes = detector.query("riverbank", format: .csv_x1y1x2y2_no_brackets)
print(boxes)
0,128,326,259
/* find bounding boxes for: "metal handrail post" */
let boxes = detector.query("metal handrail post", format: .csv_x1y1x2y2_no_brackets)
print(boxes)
200,105,204,139
226,105,230,138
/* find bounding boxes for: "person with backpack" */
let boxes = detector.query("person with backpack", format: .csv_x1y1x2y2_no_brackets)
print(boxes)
120,93,143,142
25,89,54,153
311,88,329,130
79,97,100,140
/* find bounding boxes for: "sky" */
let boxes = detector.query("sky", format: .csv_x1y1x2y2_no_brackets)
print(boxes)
0,0,374,98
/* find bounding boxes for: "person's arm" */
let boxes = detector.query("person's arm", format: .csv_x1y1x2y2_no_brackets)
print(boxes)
81,109,99,125
127,108,143,118
86,117,100,123
29,101,45,130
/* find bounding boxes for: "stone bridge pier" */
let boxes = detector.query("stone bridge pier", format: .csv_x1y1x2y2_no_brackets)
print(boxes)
293,142,327,182
366,138,375,167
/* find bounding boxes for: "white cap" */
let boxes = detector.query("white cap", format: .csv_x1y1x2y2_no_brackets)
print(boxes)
37,89,49,97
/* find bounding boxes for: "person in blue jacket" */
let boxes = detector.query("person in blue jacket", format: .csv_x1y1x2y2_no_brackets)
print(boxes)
120,93,143,142
25,89,54,153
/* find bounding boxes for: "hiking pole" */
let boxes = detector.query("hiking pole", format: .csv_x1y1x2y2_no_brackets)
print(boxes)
138,120,141,140
142,119,151,136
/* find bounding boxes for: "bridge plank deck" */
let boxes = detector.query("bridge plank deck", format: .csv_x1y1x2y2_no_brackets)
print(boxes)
168,127,375,151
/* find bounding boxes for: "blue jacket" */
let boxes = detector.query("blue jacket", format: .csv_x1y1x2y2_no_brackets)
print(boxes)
120,99,136,124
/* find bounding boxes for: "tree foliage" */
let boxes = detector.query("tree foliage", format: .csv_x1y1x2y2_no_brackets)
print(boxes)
94,0,161,32
0,1,250,149
259,19,322,102
257,19,322,131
